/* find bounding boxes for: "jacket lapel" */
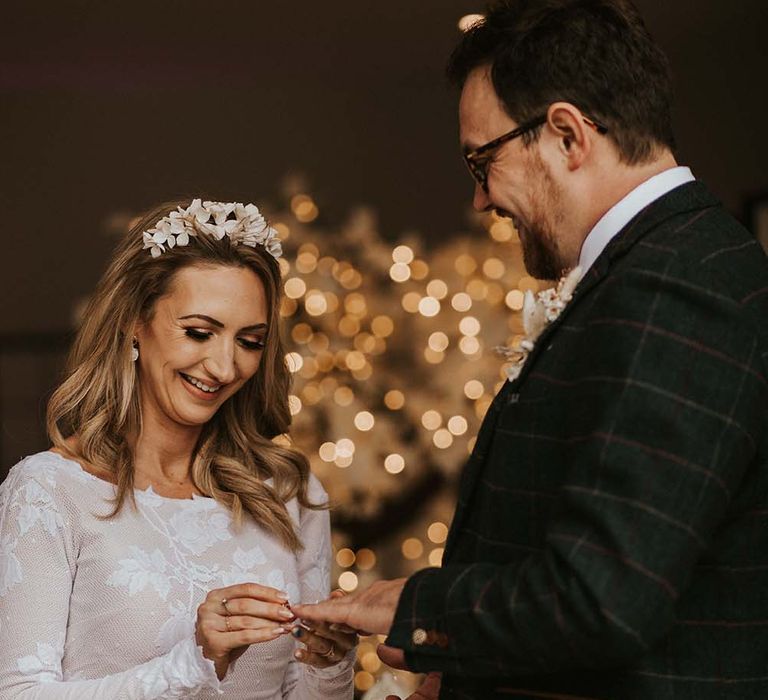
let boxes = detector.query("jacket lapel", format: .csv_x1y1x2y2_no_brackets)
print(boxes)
443,182,720,561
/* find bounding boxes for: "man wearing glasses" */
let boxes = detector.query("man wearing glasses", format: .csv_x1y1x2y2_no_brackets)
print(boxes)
295,1,768,698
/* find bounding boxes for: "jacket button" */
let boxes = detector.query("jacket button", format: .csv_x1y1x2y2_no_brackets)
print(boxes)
412,628,428,646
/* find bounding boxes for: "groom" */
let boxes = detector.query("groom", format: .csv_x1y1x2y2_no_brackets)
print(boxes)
295,1,768,698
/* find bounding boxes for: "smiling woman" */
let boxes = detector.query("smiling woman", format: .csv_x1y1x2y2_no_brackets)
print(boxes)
0,199,355,698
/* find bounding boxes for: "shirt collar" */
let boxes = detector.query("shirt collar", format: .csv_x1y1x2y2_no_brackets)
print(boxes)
577,166,695,274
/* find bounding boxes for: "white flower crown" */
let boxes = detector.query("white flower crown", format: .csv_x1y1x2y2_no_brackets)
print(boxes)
142,199,282,259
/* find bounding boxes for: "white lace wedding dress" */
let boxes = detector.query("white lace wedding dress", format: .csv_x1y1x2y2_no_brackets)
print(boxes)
0,451,354,698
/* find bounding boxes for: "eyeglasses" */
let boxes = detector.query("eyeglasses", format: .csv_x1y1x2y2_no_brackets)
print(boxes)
463,113,609,192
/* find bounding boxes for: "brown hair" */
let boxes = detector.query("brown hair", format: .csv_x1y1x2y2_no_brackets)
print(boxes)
47,200,320,551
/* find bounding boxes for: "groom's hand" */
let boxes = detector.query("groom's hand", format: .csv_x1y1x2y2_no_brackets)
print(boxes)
291,578,407,636
386,672,441,700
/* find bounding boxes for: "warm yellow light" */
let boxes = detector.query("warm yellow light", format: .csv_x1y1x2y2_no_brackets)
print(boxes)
334,387,354,406
291,194,319,223
483,258,506,279
278,258,291,277
418,296,441,317
459,316,481,337
458,13,484,31
421,410,442,431
401,538,424,560
402,292,422,313
338,315,361,337
428,331,449,352
273,222,290,241
459,336,481,355
291,323,313,344
354,332,376,353
356,548,377,570
371,315,394,338
360,652,382,673
384,453,405,474
318,442,337,462
339,268,362,290
288,395,302,416
410,259,430,280
345,351,367,372
283,277,306,299
308,332,330,352
304,290,328,316
354,671,375,691
426,279,449,300
299,242,320,256
389,262,411,283
451,292,472,312
427,522,448,544
429,547,445,567
352,364,373,381
455,254,477,276
335,454,354,468
487,283,504,305
489,220,514,242
338,571,359,592
518,276,539,293
433,428,454,449
344,293,367,316
336,548,356,567
464,379,484,399
336,438,355,457
302,382,322,404
447,415,468,436
280,298,298,317
392,245,414,264
296,252,318,274
466,279,488,300
475,396,493,419
354,411,375,431
285,352,304,373
384,390,405,410
506,289,525,310
424,348,445,364
325,291,340,313
467,436,477,453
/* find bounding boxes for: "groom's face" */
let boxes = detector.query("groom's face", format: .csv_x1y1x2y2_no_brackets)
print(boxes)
459,66,568,280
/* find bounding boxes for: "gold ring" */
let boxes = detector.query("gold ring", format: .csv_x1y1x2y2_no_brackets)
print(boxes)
319,643,336,659
225,616,232,632
221,598,230,615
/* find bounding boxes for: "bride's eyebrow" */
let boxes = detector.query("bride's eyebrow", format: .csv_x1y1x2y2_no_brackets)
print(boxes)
178,314,267,332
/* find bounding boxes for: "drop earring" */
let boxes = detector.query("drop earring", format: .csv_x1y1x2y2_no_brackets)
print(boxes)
131,338,139,362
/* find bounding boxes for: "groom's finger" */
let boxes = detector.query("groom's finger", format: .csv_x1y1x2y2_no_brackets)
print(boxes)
291,598,350,625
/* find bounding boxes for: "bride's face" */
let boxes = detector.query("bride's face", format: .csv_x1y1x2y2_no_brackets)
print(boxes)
134,263,269,430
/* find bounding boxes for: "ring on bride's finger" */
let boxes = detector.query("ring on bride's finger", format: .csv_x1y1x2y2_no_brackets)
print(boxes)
225,616,232,632
221,598,230,615
319,643,336,659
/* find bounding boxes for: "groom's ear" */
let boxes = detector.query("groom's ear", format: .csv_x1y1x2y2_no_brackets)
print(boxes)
546,102,593,171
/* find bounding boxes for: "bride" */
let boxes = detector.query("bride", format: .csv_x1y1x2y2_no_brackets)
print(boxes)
0,199,355,698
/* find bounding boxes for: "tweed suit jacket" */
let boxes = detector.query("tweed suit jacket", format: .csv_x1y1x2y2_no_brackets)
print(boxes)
387,182,768,700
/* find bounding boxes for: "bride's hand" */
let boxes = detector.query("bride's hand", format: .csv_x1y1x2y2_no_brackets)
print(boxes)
290,590,358,668
196,583,295,680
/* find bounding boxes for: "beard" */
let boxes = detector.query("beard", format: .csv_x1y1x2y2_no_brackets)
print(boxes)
515,154,569,281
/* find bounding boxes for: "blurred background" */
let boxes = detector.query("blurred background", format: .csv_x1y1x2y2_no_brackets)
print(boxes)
2,1,767,695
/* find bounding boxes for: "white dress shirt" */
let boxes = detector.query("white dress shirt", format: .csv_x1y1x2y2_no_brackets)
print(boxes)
577,166,695,274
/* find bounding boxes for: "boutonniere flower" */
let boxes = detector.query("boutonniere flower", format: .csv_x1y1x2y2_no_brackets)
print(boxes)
496,266,584,381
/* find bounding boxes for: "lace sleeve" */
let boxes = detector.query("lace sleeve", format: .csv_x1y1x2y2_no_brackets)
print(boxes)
0,460,222,699
282,475,354,699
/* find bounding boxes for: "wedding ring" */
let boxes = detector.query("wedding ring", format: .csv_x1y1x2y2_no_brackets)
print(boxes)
319,643,336,659
221,598,230,615
225,616,232,632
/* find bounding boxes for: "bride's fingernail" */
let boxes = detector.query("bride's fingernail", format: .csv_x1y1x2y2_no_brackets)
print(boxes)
273,627,289,635
278,608,295,619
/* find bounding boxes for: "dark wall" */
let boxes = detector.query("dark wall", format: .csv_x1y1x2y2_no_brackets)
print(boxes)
1,1,767,468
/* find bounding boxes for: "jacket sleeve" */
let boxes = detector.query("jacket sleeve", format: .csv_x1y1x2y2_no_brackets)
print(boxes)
0,462,223,699
386,264,767,677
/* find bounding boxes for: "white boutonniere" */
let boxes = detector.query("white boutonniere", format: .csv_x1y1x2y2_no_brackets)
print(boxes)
497,266,584,381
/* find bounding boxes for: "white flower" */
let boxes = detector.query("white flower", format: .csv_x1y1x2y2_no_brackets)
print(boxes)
142,199,281,259
167,502,231,556
106,546,172,600
0,534,23,597
155,600,195,653
17,636,64,682
18,480,63,537
498,266,583,381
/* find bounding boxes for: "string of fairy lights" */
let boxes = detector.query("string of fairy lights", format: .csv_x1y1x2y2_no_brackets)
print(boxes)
268,179,537,694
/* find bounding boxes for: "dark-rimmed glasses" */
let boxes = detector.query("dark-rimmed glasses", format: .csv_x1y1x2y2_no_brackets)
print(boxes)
463,113,608,192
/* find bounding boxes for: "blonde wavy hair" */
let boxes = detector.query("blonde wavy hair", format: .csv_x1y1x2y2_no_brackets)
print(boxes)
48,200,320,551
